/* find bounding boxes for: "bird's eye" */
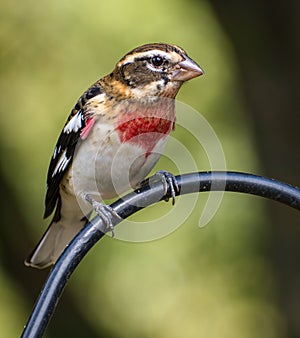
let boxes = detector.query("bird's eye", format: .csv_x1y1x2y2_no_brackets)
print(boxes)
150,56,165,67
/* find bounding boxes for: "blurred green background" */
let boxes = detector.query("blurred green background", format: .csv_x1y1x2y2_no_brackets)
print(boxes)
1,0,299,337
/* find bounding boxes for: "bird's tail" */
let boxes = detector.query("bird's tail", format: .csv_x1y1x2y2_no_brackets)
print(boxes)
25,196,89,269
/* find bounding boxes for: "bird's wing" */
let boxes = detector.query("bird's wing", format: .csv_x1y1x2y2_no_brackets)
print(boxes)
44,82,104,218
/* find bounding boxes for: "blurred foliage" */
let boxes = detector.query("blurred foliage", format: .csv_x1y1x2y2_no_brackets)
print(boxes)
0,0,287,337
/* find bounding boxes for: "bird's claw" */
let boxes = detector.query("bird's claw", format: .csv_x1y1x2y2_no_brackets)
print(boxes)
155,170,179,205
137,170,179,205
84,195,121,236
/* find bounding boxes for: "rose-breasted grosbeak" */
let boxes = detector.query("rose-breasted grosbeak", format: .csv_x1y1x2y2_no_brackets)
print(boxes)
25,43,203,269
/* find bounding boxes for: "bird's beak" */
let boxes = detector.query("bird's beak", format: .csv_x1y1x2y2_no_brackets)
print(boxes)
172,56,204,81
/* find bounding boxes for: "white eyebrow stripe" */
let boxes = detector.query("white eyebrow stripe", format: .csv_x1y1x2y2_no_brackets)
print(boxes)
119,50,175,65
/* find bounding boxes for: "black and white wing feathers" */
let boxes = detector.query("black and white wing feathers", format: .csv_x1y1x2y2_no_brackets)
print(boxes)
44,82,104,219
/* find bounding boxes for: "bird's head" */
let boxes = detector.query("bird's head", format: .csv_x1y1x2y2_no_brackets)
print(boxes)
107,43,204,99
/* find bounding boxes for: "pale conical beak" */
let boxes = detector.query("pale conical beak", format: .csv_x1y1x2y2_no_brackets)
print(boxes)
172,56,204,82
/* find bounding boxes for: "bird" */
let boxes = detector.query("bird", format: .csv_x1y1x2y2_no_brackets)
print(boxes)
25,42,204,269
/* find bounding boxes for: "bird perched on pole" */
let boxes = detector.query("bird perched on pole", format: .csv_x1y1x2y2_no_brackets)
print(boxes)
25,42,203,269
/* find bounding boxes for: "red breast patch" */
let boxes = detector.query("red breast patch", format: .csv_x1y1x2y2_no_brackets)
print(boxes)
117,116,174,156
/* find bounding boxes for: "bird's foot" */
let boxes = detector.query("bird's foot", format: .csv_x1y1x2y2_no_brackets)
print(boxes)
155,170,179,205
84,195,121,236
137,170,179,205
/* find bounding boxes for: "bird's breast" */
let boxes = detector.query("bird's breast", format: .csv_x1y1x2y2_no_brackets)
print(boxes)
115,100,175,156
116,116,172,155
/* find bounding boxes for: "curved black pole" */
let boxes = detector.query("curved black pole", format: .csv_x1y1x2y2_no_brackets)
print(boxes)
21,171,300,338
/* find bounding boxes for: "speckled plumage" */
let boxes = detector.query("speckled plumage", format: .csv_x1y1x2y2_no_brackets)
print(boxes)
25,43,203,268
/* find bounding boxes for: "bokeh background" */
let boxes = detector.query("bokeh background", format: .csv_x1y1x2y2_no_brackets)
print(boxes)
1,0,299,337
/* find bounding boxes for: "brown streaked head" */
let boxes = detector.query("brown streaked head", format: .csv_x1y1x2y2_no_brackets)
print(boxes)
107,43,203,99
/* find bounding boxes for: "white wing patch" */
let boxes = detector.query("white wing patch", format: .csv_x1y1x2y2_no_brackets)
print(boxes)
52,150,70,177
53,145,61,159
63,112,83,134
